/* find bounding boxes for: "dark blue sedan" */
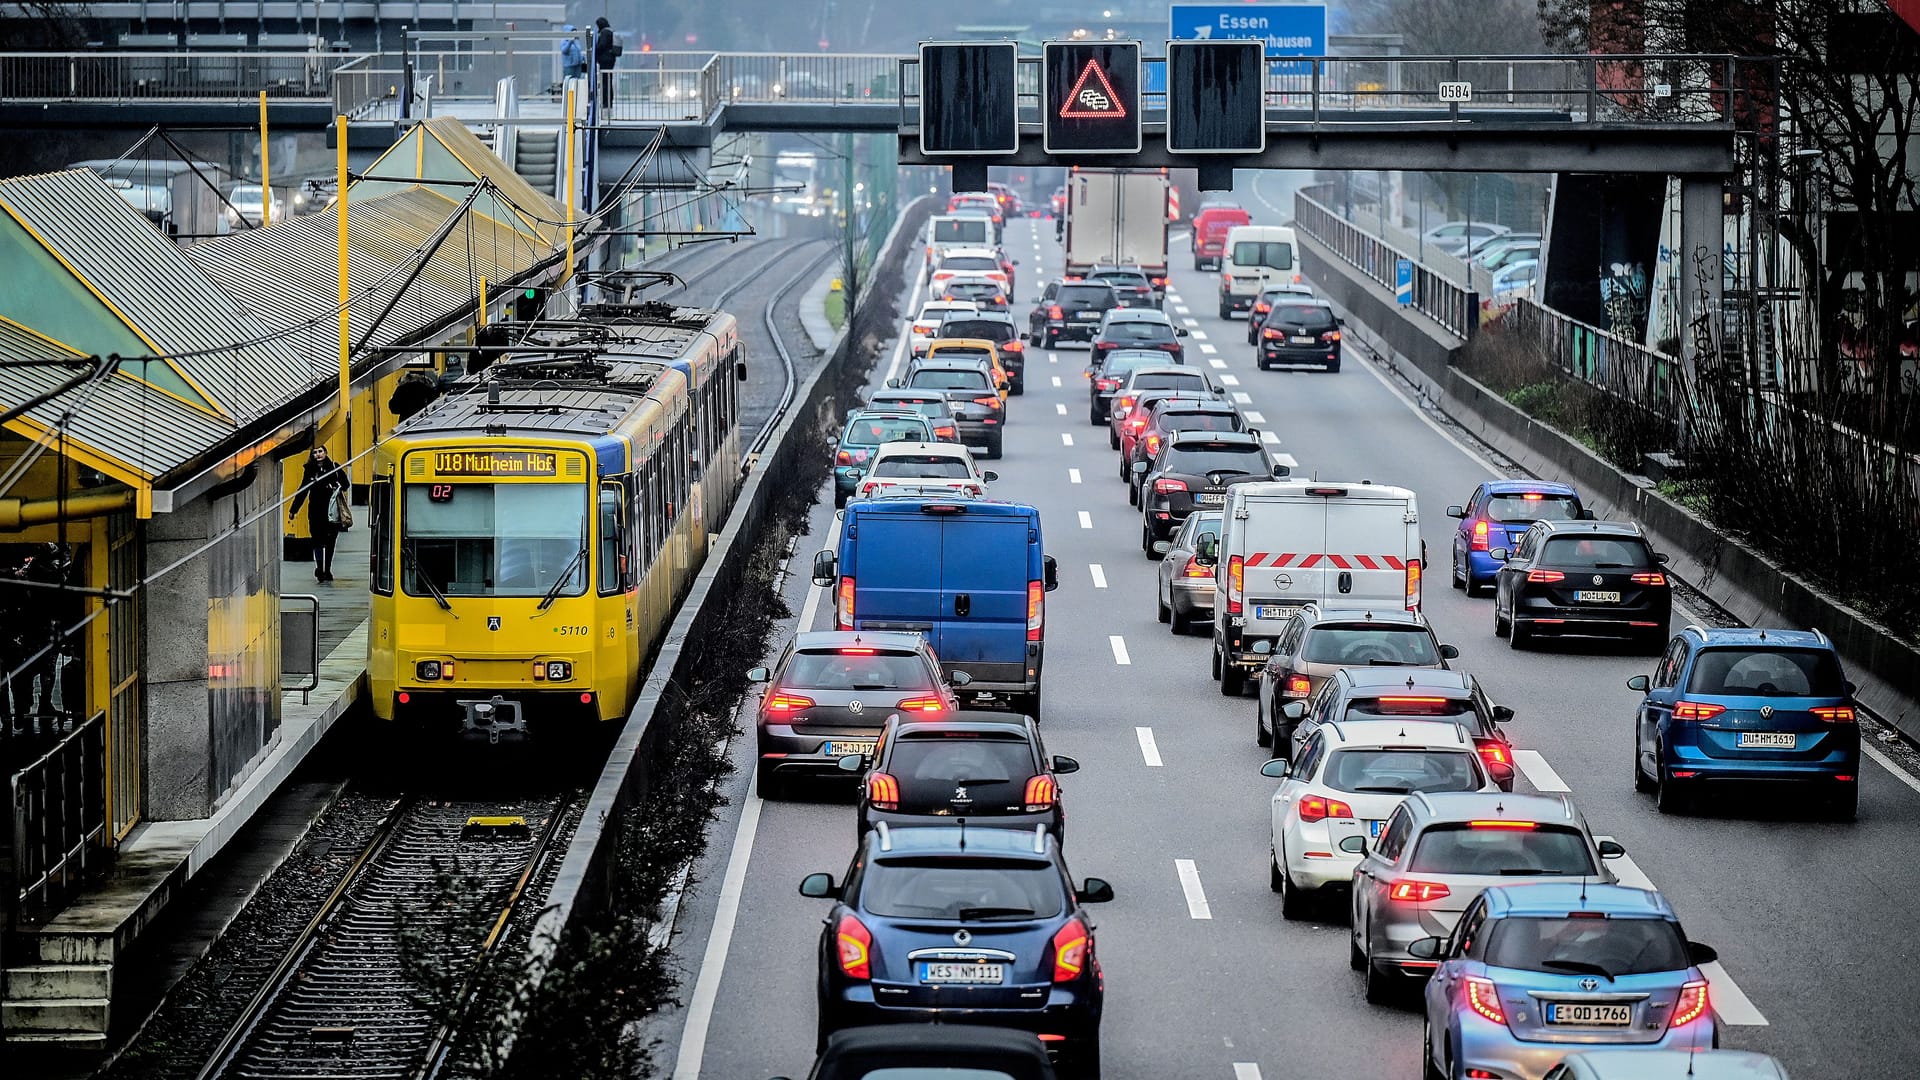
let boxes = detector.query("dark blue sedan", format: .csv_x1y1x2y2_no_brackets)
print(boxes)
1446,481,1586,595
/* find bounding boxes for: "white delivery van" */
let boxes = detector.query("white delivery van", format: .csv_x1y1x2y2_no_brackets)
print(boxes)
925,215,994,275
1210,480,1424,695
1218,224,1301,318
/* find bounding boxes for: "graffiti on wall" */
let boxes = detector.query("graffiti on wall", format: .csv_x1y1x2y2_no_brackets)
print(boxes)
1599,261,1649,340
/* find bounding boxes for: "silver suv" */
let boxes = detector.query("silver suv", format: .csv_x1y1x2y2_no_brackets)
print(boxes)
1344,791,1627,1004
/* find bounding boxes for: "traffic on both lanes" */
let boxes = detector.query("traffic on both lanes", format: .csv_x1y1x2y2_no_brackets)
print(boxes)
669,205,1917,1080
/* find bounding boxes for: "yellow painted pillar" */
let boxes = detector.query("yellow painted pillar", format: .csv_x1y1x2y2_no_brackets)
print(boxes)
258,91,272,228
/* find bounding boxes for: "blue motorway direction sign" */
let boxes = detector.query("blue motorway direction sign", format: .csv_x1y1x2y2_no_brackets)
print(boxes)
1150,3,1328,92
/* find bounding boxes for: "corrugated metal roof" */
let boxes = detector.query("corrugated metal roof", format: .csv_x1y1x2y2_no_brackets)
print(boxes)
0,350,235,481
0,169,307,422
414,118,564,242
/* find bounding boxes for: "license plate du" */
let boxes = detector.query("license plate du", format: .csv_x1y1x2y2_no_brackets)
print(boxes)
1195,492,1225,505
1291,335,1317,344
1576,590,1622,603
1738,732,1797,749
919,962,1005,984
1368,819,1385,838
1077,310,1101,318
827,740,875,756
1548,1002,1632,1026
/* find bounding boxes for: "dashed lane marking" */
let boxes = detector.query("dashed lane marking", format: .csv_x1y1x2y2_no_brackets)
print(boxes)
1090,563,1107,588
1243,410,1265,423
1182,317,1201,327
1174,304,1192,314
1234,1066,1262,1080
1061,432,1074,446
1069,468,1082,484
1190,330,1208,341
1232,392,1252,404
1109,635,1131,665
1136,726,1163,766
1078,511,1093,529
1175,859,1213,919
1056,403,1067,415
1596,839,1769,1026
1220,374,1240,386
1208,357,1228,369
1052,375,1063,387
1200,344,1219,355
1260,430,1281,444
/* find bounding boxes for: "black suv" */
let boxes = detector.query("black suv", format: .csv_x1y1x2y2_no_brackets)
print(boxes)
1134,431,1281,553
941,311,1029,394
1030,280,1120,348
1255,298,1343,372
1086,349,1173,426
844,712,1079,841
1274,666,1516,788
1123,396,1245,497
1492,519,1673,653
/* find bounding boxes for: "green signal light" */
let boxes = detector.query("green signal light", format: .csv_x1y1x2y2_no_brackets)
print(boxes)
523,288,539,299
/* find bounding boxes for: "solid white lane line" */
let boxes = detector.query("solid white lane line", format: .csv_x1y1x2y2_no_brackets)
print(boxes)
1061,432,1074,446
1078,511,1093,529
1513,750,1570,793
1182,317,1201,327
1056,402,1067,415
1220,374,1241,386
1136,726,1163,766
1109,635,1131,665
1233,1066,1262,1080
1068,468,1082,484
1200,344,1219,355
1261,430,1280,444
1175,859,1213,919
1595,840,1769,1026
1190,330,1208,341
1863,742,1920,796
1089,563,1107,588
1243,410,1265,423
1232,392,1253,404
1052,375,1063,387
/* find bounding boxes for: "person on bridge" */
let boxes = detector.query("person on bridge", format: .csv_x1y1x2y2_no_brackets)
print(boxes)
290,445,349,584
560,26,587,82
593,17,618,106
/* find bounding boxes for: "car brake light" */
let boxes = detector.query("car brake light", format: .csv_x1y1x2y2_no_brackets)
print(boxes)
1154,478,1189,494
764,693,816,712
1322,330,1342,341
866,772,900,810
1095,340,1117,351
1159,341,1183,352
837,576,855,629
1477,741,1511,767
1671,980,1710,1027
1028,580,1044,641
1390,880,1453,903
895,696,944,713
1228,554,1244,615
1630,572,1667,585
936,426,957,439
1284,674,1312,698
1672,701,1726,720
1253,303,1271,315
1048,304,1064,319
1182,555,1211,578
1023,774,1057,811
1465,976,1507,1025
1406,558,1422,610
1527,569,1565,583
1050,919,1089,982
836,914,873,980
838,648,877,655
1096,378,1120,391
1151,276,1168,287
1379,696,1452,706
1467,820,1539,829
973,395,1001,407
1001,339,1025,352
1812,705,1856,723
1296,794,1355,821
1127,418,1148,432
1470,520,1490,551
1261,326,1282,339
1145,435,1162,455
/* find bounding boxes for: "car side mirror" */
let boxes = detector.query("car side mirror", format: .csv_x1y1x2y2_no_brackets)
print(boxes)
1338,835,1367,855
811,550,837,587
1252,640,1273,655
1177,327,1190,337
1687,941,1719,967
1260,758,1290,778
1446,505,1466,519
1032,296,1045,304
1010,258,1020,265
1626,674,1651,692
1131,461,1149,476
1492,704,1515,723
948,670,973,687
798,873,839,898
1043,554,1059,592
1209,381,1223,393
747,666,770,683
982,470,999,483
1655,552,1670,563
885,378,902,388
1597,840,1627,859
1076,877,1115,904
1152,540,1172,555
1488,761,1516,787
1489,548,1509,562
1337,317,1348,327
1406,936,1444,960
1281,702,1307,720
1439,644,1460,660
1579,508,1598,520
836,753,866,773
1052,755,1081,775
736,360,749,382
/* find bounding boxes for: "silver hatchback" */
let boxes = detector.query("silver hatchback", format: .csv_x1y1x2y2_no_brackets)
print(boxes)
1344,791,1626,1004
1153,511,1222,635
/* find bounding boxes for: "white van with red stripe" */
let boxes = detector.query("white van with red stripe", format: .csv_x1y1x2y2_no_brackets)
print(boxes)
1210,480,1424,696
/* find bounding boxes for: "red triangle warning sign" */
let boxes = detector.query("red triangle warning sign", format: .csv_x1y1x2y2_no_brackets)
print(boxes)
1059,58,1127,119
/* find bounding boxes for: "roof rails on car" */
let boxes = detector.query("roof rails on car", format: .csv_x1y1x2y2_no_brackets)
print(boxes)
1033,823,1049,854
874,820,892,852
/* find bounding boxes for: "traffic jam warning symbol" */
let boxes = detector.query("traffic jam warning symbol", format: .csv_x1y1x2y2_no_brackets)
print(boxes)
1060,58,1127,119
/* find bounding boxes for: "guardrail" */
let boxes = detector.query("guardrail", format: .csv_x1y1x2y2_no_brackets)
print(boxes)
1505,297,1684,427
1295,187,1478,340
281,594,319,704
9,710,106,918
0,50,353,100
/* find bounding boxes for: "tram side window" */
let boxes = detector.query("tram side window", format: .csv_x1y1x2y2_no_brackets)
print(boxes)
370,480,394,595
598,481,627,594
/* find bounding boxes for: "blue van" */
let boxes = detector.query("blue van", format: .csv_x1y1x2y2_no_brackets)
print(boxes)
813,498,1058,718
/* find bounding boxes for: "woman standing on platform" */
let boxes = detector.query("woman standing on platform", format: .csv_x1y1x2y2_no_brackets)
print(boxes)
289,446,348,583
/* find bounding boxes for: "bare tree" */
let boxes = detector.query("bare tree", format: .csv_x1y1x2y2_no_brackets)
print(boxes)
1349,0,1547,55
0,2,87,48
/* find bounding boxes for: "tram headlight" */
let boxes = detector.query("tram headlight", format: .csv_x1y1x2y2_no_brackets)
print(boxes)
416,659,442,681
534,661,572,682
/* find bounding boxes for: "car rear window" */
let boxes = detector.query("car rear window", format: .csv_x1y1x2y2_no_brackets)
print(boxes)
874,456,972,479
934,346,995,364
1090,270,1148,286
1098,354,1162,378
910,369,991,391
844,417,929,445
941,256,1001,273
930,220,987,243
1322,749,1483,795
1301,625,1440,666
1485,493,1580,523
1057,285,1116,307
1105,323,1176,343
1132,372,1204,391
871,396,950,418
1686,647,1846,697
1232,240,1294,270
1407,824,1596,876
860,858,1065,919
945,283,1006,302
1164,411,1240,433
1162,445,1266,476
1271,304,1334,327
1483,917,1690,977
890,733,1035,802
942,319,1016,342
1539,536,1654,569
781,650,936,691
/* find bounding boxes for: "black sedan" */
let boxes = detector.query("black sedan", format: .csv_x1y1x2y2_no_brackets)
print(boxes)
1134,431,1282,553
1255,298,1344,372
842,712,1078,841
1125,398,1248,499
940,311,1030,394
1029,281,1120,348
1091,310,1188,365
1493,519,1673,653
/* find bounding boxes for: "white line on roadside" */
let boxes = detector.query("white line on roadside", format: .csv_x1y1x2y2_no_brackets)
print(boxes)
1200,344,1219,355
1353,341,1502,478
881,273,928,385
1208,357,1228,369
1243,410,1265,423
1109,635,1131,665
1061,432,1074,446
1233,1066,1262,1080
1182,317,1201,327
1068,468,1082,484
1513,750,1570,793
1136,726,1163,766
1863,743,1920,796
1175,859,1213,919
1232,392,1252,404
1190,330,1208,341
1220,374,1241,386
1090,563,1107,588
1052,375,1063,387
1595,840,1769,1026
1056,402,1067,415
1261,430,1280,444
1078,511,1093,529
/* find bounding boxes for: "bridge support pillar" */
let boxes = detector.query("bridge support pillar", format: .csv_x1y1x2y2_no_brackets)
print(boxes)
1676,175,1724,407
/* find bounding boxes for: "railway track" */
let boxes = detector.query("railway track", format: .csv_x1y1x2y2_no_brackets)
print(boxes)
194,794,575,1080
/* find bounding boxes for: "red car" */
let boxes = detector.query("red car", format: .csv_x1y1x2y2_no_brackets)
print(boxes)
1190,204,1251,271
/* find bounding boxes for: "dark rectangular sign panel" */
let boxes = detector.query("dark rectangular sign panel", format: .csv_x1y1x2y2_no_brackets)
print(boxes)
1043,41,1142,154
1166,39,1266,154
919,42,1020,156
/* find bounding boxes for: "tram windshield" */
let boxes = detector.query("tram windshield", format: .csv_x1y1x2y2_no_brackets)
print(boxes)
401,483,588,598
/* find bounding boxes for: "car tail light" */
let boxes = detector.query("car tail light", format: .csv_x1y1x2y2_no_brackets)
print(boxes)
985,271,1007,282
1527,569,1565,583
1145,434,1162,455
836,914,873,980
836,448,871,466
1470,520,1490,551
1296,794,1355,821
1284,674,1312,698
1389,880,1452,903
1671,980,1710,1027
1116,395,1136,411
1322,330,1342,341
1465,976,1506,1025
1228,554,1244,615
1050,919,1089,982
1253,302,1271,315
1630,572,1667,586
1406,558,1422,610
1477,741,1511,769
1261,326,1283,339
1095,378,1120,391
973,396,1002,407
1812,705,1856,723
932,271,954,283
912,323,934,336
1150,276,1168,287
1024,775,1057,811
837,576,855,629
935,425,957,440
1095,340,1118,351
1127,417,1148,432
895,696,945,713
1468,819,1539,829
1028,580,1044,641
1001,339,1024,353
866,772,900,810
1182,556,1211,578
1154,478,1188,494
1159,341,1183,352
862,482,879,496
1672,701,1725,720
1048,304,1064,319
764,692,816,712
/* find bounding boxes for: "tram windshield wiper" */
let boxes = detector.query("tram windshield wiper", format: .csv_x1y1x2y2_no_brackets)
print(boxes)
537,545,589,611
401,545,453,612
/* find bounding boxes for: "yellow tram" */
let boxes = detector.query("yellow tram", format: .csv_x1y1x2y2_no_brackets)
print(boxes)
367,305,743,735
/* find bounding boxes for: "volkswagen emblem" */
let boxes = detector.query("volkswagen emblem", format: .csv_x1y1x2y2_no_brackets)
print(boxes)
486,616,501,632
847,699,864,716
1591,574,1604,585
1579,977,1600,992
953,929,972,946
1760,705,1774,719
1273,572,1293,590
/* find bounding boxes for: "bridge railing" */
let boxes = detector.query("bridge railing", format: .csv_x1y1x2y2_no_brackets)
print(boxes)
1295,187,1478,340
0,50,354,101
9,711,107,919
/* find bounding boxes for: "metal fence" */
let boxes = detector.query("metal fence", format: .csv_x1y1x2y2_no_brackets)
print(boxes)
1294,187,1478,340
10,710,106,917
281,594,319,704
0,50,353,101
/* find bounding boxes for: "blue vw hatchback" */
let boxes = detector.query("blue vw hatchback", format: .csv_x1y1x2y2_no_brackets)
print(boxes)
1413,883,1719,1080
1628,627,1859,819
1446,481,1587,595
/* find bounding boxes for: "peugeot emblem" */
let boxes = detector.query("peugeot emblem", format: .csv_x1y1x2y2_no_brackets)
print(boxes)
487,616,501,631
1273,572,1293,590
1760,705,1774,719
953,929,972,946
847,699,864,716
1591,574,1604,585
1579,977,1600,991
953,784,971,802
